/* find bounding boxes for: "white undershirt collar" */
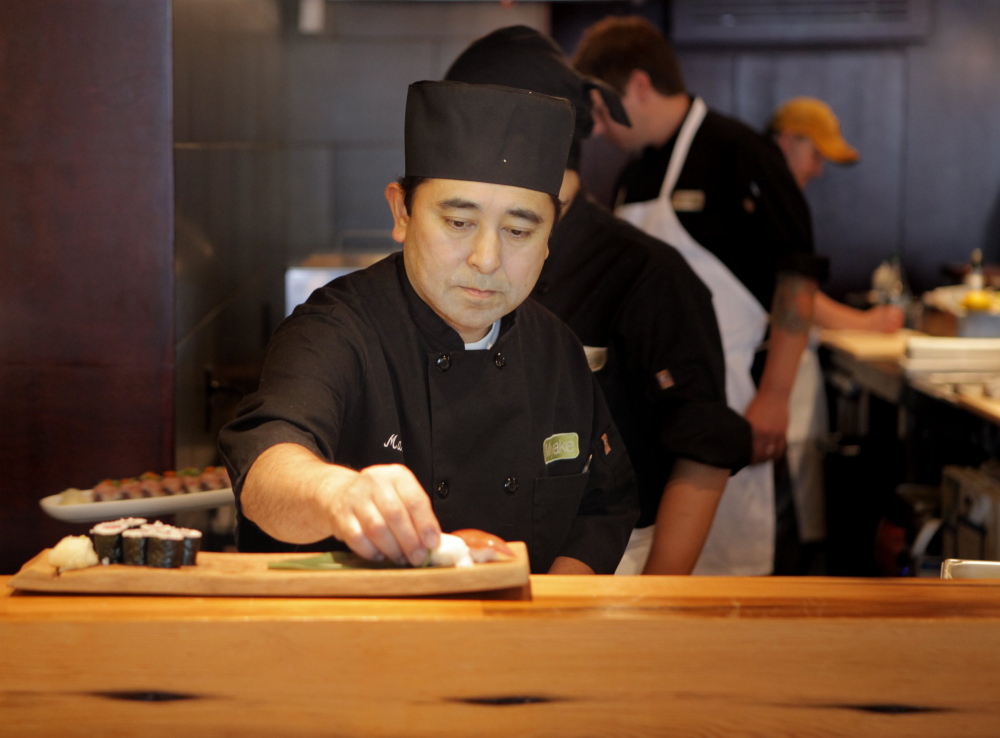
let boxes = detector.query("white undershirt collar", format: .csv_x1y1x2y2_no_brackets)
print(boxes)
463,320,501,351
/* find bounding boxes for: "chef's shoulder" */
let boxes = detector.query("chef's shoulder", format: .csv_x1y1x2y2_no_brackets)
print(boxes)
281,255,399,330
515,298,593,372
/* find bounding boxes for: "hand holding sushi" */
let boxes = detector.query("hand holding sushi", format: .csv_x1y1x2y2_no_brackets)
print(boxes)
242,443,442,567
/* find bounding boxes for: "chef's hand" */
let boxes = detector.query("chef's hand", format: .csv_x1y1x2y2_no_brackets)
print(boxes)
743,388,789,464
326,464,442,567
863,304,906,333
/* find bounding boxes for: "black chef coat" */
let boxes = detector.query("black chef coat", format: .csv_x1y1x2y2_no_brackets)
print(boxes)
533,191,752,528
218,253,638,574
617,99,828,310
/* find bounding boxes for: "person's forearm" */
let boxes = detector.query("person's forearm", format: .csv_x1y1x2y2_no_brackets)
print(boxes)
548,556,595,574
814,291,905,333
241,443,358,544
813,291,867,330
759,273,816,399
642,458,729,575
744,273,816,462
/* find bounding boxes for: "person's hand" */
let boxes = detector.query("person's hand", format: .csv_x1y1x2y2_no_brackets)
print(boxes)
863,304,905,333
743,389,790,464
324,464,441,566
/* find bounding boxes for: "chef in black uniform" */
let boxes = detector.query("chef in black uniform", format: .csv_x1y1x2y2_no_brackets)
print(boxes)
218,81,638,575
444,27,751,575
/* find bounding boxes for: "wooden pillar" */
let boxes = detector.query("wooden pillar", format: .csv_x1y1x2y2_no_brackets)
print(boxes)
0,1,175,573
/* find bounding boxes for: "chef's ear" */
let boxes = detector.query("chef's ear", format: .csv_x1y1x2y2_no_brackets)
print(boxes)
385,182,410,244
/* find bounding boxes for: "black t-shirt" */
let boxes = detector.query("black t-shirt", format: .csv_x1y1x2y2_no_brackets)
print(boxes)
218,253,638,574
533,192,751,528
618,100,827,309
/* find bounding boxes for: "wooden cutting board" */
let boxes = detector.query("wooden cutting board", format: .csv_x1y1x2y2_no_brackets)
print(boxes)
7,544,530,598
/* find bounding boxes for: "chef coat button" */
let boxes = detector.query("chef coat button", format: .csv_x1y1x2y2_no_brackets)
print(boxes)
494,352,506,369
436,354,451,372
436,481,450,499
504,477,518,494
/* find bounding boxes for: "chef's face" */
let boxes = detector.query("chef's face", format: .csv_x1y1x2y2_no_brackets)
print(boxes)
776,132,826,190
386,178,554,343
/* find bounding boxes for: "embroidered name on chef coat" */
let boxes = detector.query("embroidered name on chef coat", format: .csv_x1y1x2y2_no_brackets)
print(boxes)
543,432,580,464
671,189,705,212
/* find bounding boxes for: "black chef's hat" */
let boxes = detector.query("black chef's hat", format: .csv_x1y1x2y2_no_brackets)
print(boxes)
404,80,574,198
444,25,631,171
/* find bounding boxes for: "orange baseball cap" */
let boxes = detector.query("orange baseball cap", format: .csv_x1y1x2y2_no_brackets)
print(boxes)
770,97,859,164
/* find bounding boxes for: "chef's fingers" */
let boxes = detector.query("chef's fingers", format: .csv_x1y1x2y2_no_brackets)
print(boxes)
335,511,385,562
371,482,430,566
329,467,403,562
385,470,441,562
356,497,409,565
752,432,785,464
345,464,440,566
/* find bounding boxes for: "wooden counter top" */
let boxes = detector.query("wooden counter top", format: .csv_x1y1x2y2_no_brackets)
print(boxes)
4,575,1000,737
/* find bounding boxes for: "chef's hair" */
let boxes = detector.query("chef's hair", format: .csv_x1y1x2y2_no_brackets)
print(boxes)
573,16,686,98
396,175,563,223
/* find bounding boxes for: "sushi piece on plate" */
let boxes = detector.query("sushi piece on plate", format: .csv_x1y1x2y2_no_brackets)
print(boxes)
90,517,147,564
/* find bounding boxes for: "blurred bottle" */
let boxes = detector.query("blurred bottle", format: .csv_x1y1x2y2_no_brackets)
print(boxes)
871,254,909,306
965,248,985,291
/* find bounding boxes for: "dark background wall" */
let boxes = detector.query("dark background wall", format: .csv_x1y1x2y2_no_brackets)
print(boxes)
0,1,175,573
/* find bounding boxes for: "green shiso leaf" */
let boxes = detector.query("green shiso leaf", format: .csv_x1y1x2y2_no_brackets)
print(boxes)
268,552,413,571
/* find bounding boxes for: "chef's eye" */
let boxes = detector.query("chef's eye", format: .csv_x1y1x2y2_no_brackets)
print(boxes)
446,218,471,230
506,227,531,239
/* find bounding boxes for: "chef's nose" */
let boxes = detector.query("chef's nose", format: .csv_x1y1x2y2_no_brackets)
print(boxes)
468,228,501,274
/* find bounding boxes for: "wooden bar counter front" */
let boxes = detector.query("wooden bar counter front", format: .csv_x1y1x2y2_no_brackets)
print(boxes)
4,575,1000,737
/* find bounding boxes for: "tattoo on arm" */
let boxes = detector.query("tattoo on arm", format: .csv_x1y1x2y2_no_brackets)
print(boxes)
771,272,817,334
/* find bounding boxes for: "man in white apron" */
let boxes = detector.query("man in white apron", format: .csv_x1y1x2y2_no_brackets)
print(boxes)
576,17,829,575
767,97,904,568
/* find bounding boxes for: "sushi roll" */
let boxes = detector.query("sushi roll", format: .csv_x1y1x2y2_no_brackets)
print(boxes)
159,474,185,495
198,466,226,490
179,528,202,565
145,526,185,568
138,472,165,497
90,517,147,565
121,528,147,566
91,479,120,502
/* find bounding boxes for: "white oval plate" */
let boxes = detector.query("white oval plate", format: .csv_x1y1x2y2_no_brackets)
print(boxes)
40,488,235,524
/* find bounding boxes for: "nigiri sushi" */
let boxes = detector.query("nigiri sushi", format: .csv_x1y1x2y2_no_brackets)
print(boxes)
425,529,514,567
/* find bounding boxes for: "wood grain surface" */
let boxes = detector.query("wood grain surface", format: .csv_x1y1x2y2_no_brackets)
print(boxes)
7,545,530,598
3,576,1000,737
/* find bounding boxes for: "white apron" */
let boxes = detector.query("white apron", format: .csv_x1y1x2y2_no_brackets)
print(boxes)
785,335,827,543
615,97,775,576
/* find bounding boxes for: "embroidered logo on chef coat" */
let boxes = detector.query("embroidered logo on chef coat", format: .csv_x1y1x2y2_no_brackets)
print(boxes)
601,433,612,455
583,345,608,372
543,432,580,464
383,433,403,452
655,369,675,390
671,189,705,212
